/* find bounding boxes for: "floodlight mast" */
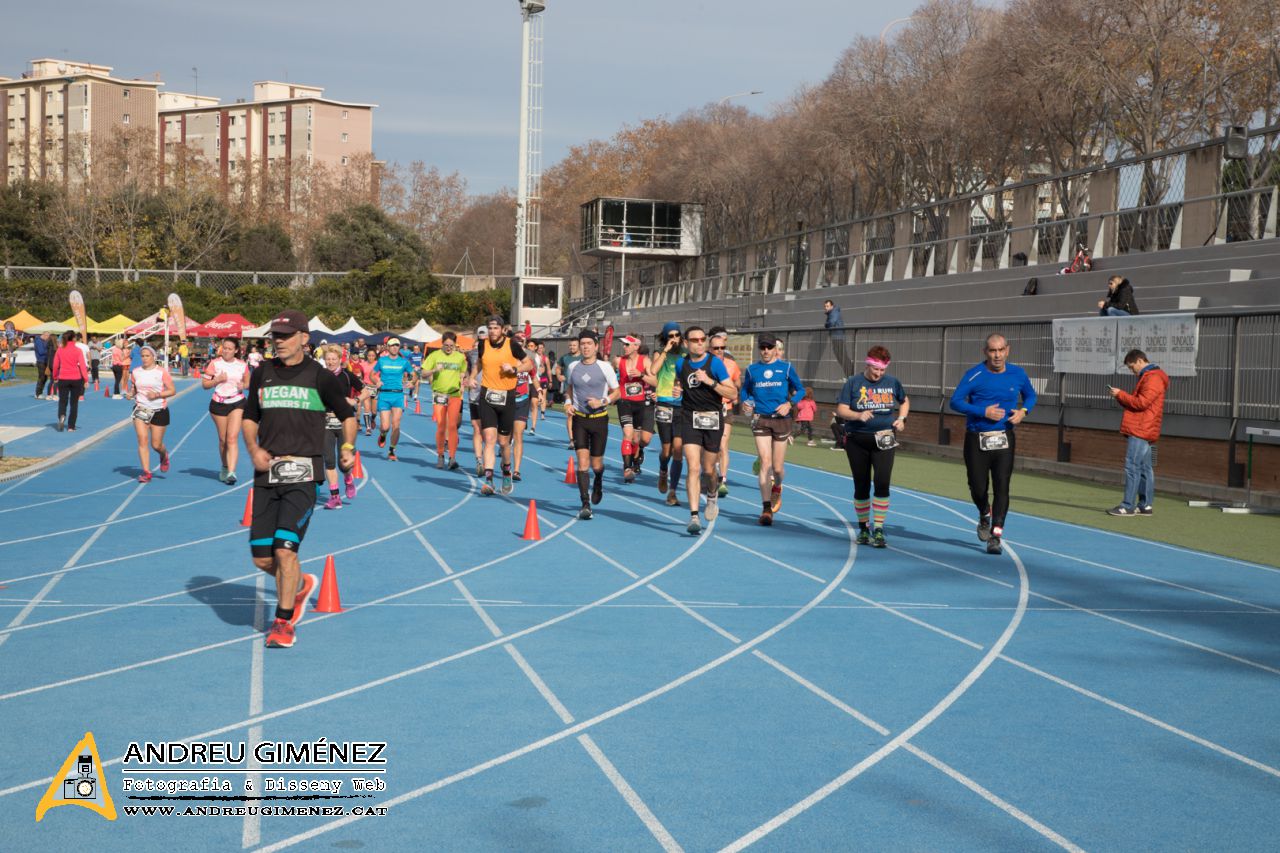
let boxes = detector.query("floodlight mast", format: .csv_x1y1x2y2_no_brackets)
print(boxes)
514,0,546,280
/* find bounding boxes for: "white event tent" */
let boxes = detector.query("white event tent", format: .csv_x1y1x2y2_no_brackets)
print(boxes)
400,318,442,343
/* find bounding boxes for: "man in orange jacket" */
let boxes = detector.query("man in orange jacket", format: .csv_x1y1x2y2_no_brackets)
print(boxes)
1107,349,1169,516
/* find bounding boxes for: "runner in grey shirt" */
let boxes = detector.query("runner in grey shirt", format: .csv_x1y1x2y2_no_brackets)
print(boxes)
565,331,620,518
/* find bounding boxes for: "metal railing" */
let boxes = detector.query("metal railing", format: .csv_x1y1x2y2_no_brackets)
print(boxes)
607,124,1280,308
0,267,475,297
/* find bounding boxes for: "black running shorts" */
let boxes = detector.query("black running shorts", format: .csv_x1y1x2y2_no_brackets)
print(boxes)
680,409,724,453
573,413,610,457
478,390,516,436
249,482,317,558
617,399,654,433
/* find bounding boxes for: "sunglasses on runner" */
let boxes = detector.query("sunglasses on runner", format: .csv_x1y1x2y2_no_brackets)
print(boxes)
710,345,726,351
685,336,706,343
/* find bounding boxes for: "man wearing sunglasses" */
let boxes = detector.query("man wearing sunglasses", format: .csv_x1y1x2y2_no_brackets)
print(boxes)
741,333,805,525
708,329,741,498
467,315,534,495
242,310,358,649
643,321,686,507
658,325,736,534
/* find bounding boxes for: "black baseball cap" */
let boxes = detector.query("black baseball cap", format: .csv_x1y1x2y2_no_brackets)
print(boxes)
269,309,309,336
757,333,778,348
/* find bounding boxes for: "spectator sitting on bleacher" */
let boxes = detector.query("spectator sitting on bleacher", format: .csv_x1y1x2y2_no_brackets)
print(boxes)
1098,276,1139,317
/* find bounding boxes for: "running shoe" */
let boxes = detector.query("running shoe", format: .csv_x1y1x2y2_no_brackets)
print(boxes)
481,479,495,496
387,450,398,461
717,482,729,498
872,528,887,548
513,471,523,482
758,509,773,526
657,470,668,493
57,415,65,432
448,458,460,471
633,448,644,468
1106,505,1137,516
771,484,783,513
623,468,635,483
138,471,152,483
687,516,702,535
265,618,295,648
752,458,761,476
226,472,237,486
976,516,992,542
219,467,229,483
591,479,603,505
1138,505,1152,515
857,527,871,546
377,432,387,448
500,474,514,495
578,505,593,520
666,489,678,507
806,440,816,447
475,459,484,476
324,494,342,510
705,496,719,521
113,394,123,399
986,536,1003,555
159,452,170,473
344,473,356,500
291,573,317,626
436,455,445,469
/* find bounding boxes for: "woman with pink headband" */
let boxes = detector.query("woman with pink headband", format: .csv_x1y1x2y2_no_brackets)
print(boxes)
835,345,910,548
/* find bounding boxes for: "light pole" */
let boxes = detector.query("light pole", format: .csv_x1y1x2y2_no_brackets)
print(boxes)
514,0,546,281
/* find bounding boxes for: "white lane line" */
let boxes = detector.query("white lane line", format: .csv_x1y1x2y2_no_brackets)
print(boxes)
0,477,131,514
242,573,266,849
251,518,854,853
0,499,718,798
376,473,684,851
720,537,1031,852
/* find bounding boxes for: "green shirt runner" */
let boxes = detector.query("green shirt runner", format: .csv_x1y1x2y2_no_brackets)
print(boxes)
423,349,468,397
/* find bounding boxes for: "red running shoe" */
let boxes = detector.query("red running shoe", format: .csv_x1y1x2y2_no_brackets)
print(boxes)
159,452,170,473
290,573,317,627
138,471,152,483
265,618,295,648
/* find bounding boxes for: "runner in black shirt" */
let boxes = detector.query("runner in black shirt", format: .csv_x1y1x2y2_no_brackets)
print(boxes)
242,310,357,649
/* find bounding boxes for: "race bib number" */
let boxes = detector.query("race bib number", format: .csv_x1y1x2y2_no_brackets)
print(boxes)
692,410,721,431
268,456,316,485
875,429,899,451
978,430,1009,452
484,389,508,406
325,414,343,431
655,406,673,424
131,406,155,423
624,382,643,397
433,392,450,405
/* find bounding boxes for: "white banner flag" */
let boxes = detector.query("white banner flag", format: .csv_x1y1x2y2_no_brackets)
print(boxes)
1054,313,1197,376
1052,316,1116,374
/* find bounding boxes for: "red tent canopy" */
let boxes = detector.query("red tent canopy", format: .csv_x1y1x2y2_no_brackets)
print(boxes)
188,313,256,338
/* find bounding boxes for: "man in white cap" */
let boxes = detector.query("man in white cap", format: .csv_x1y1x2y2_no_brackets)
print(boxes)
372,337,414,461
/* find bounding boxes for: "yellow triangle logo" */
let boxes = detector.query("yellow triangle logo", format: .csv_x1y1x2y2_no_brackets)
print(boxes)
35,731,116,822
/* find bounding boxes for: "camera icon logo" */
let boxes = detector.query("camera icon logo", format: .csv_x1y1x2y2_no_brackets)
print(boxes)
36,734,117,822
62,755,97,800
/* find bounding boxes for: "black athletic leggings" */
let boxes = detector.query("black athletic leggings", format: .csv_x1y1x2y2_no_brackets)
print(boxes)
962,429,1016,529
112,365,125,395
843,432,895,500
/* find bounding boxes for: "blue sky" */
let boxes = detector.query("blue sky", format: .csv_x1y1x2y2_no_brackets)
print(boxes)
2,0,897,194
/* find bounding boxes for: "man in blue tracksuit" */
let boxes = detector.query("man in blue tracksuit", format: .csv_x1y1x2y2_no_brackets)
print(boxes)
948,333,1037,555
740,333,805,525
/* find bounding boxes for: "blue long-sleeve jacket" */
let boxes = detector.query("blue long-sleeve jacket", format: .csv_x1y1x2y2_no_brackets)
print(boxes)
949,362,1037,432
32,335,49,364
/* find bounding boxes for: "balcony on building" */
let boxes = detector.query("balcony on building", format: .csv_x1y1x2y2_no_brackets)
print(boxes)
580,198,703,258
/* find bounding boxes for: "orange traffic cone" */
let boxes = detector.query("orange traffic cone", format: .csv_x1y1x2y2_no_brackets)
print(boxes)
314,555,343,612
563,456,577,484
414,397,422,415
352,451,365,480
239,489,254,527
521,500,542,541
103,386,110,398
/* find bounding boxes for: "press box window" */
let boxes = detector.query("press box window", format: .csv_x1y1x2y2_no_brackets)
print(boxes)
522,284,559,310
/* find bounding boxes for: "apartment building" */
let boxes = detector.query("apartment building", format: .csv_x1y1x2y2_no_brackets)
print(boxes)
0,59,160,186
158,80,376,204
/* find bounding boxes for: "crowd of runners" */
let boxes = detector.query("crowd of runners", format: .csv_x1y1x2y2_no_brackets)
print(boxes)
39,310,1035,648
